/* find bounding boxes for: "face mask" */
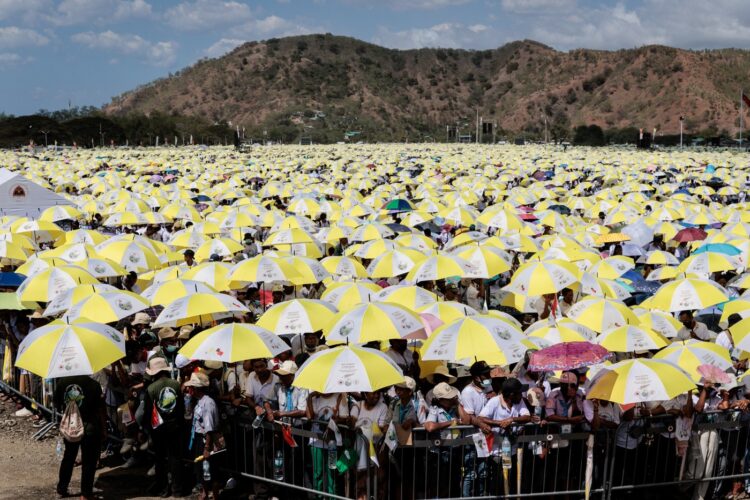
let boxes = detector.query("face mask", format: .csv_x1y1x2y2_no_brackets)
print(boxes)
165,345,178,354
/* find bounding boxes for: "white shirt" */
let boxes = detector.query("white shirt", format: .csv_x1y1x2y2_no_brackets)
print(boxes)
676,321,713,341
465,284,483,311
479,394,530,421
460,383,489,416
244,372,279,405
385,348,415,373
716,330,742,360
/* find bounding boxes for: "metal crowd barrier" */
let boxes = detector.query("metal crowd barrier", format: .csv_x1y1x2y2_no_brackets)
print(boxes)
217,408,750,500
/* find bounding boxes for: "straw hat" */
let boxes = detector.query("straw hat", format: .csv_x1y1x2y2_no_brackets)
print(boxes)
131,312,151,326
145,356,170,376
184,371,209,388
425,364,457,384
178,325,194,340
432,382,459,400
157,327,176,340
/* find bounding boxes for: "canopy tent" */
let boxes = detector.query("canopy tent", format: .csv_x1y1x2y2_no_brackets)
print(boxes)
0,168,74,217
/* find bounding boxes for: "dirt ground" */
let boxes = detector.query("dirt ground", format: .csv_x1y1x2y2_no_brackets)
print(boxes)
0,397,189,500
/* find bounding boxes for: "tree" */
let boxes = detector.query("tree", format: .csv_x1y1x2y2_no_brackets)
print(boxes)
573,124,606,146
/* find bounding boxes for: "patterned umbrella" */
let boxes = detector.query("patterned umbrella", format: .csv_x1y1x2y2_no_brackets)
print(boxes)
528,341,611,372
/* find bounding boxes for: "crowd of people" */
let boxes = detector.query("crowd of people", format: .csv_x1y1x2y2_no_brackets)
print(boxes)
1,145,750,500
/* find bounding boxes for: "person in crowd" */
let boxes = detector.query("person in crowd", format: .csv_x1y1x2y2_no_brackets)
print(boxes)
306,390,350,497
677,310,714,341
55,374,106,500
143,356,185,497
185,371,222,500
460,361,493,497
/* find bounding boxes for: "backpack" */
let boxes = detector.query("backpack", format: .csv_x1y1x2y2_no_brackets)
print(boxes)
59,399,84,443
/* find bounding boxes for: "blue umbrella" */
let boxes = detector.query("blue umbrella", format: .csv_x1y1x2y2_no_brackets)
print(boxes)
692,243,742,256
0,272,26,288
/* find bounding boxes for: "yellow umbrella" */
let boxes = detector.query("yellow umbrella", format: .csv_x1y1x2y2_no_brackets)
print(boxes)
566,296,639,333
324,302,425,343
257,299,338,334
653,340,732,383
179,323,288,362
15,319,125,377
588,359,695,404
293,346,404,393
17,265,100,302
320,256,368,278
320,281,382,310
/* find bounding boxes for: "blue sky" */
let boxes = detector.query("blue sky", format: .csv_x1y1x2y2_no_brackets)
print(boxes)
2,0,750,115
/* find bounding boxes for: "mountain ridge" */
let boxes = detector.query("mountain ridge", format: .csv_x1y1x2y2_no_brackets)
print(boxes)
103,34,750,142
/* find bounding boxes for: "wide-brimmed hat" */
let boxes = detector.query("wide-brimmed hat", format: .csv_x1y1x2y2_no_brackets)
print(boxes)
178,325,194,340
145,356,171,376
184,371,209,388
426,364,457,384
131,312,151,326
274,360,298,376
433,382,459,400
157,327,176,340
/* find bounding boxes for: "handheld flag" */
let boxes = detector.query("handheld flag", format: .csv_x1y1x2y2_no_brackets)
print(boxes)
151,405,163,429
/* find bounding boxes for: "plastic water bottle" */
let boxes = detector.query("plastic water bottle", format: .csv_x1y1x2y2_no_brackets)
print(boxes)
327,440,337,470
202,459,211,481
252,409,265,429
535,405,543,418
501,436,512,470
55,439,64,461
273,450,284,481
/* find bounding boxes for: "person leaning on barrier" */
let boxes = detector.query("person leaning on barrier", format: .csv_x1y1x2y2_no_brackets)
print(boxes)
306,390,350,497
424,382,467,499
185,371,222,500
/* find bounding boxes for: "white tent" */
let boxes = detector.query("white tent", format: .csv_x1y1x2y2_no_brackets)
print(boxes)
0,168,74,218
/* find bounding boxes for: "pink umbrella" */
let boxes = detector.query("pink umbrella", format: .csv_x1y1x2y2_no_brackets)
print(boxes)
407,312,442,340
697,364,731,385
529,342,611,372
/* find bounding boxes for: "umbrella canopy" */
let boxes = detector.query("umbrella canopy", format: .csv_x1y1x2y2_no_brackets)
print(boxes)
673,227,707,242
595,324,669,352
421,315,526,366
648,278,729,312
293,345,404,393
528,341,611,371
526,318,598,345
320,281,382,310
61,290,149,323
43,284,119,316
16,265,100,302
229,255,302,287
141,279,217,306
587,358,695,404
179,323,289,362
653,339,732,382
503,259,579,296
15,319,125,378
405,254,474,282
418,301,479,323
257,299,338,335
324,302,424,343
374,284,437,310
153,292,250,327
320,256,368,278
566,296,639,333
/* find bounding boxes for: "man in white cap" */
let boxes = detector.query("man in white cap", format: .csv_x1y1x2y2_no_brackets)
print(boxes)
185,372,221,500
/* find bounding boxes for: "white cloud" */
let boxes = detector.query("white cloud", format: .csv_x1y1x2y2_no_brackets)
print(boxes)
372,22,498,49
164,0,253,31
0,26,49,48
71,30,177,66
51,0,154,25
500,0,575,14
390,0,472,8
0,52,23,64
204,38,245,57
0,0,52,22
228,15,319,39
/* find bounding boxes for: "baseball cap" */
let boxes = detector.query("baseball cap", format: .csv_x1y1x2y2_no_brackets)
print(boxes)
274,360,298,376
501,377,528,394
469,361,491,378
395,376,416,391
